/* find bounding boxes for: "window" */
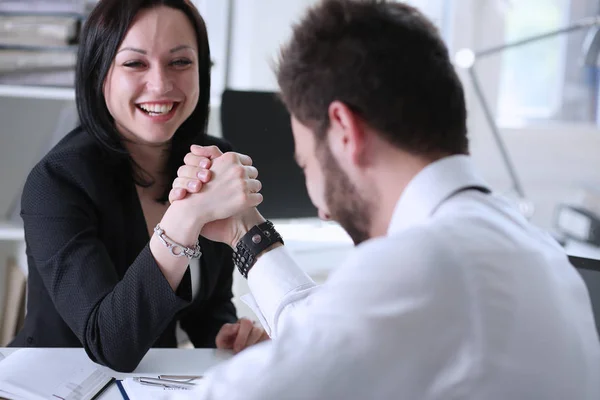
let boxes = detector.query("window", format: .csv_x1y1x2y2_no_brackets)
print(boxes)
402,0,454,43
496,0,600,125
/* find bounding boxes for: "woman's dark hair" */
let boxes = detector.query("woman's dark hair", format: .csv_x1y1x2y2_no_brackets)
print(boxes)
277,0,468,156
76,0,211,201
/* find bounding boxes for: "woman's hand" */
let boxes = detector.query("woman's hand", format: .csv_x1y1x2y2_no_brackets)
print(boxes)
215,318,270,354
168,145,221,203
168,159,212,203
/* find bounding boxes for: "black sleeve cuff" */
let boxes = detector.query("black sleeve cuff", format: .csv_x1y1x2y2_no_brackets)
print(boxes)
134,244,193,309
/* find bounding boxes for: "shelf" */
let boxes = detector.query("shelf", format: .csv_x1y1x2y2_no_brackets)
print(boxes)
0,221,24,241
0,84,75,101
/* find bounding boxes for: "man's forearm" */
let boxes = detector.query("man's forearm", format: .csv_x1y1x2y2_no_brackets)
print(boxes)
246,246,317,337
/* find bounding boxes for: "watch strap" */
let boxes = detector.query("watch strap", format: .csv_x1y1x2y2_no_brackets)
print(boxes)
233,220,284,278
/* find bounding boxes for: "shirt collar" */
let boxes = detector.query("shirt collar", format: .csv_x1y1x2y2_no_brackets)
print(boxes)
388,155,490,235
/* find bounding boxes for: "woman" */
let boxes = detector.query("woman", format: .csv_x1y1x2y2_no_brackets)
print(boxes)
9,0,267,372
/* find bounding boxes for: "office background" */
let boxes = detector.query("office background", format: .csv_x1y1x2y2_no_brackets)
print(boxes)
0,0,600,343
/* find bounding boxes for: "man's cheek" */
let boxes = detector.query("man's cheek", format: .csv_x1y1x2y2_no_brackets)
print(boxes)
305,176,329,217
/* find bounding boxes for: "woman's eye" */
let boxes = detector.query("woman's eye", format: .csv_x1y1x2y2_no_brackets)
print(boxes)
123,61,145,68
171,59,193,67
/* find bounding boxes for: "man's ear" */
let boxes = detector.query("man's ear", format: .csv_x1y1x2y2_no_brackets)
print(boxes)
327,101,367,167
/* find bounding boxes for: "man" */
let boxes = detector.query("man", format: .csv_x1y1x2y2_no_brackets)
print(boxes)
170,0,600,398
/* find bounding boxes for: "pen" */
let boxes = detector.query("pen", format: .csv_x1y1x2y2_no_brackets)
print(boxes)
158,375,203,381
134,377,197,389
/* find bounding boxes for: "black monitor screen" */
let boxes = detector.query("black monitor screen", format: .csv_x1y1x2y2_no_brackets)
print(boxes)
569,255,600,337
220,89,317,219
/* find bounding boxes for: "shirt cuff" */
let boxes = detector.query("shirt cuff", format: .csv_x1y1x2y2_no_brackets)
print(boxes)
246,246,315,335
240,293,271,336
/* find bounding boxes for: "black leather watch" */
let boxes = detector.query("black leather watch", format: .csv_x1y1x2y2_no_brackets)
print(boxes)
233,220,284,278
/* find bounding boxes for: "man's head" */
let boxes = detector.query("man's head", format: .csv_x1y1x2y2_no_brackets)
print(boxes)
277,0,468,244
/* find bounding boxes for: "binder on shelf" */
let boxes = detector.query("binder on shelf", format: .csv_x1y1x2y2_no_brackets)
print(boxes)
0,1,89,17
0,14,81,48
0,256,26,346
0,1,90,88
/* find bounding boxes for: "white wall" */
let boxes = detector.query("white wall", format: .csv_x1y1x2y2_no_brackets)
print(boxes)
193,0,230,104
228,0,320,91
0,98,76,219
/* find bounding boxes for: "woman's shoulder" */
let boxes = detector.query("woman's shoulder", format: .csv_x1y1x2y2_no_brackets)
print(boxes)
43,126,107,165
23,127,118,210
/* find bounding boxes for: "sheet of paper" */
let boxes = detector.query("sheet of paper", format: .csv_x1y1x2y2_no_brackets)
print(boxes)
0,348,112,400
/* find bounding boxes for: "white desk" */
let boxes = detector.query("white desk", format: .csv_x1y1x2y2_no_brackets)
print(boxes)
0,348,232,399
564,239,600,261
271,218,352,276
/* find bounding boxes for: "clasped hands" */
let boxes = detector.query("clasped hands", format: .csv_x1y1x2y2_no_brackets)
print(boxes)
169,145,269,353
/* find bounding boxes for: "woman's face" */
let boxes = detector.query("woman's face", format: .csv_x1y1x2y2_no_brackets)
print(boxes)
103,6,200,145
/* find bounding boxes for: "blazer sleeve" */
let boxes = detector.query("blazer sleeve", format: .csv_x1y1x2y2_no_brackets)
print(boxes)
21,157,193,372
179,243,238,348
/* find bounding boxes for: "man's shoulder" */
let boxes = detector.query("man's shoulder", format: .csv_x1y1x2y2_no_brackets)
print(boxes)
320,226,468,318
327,225,460,285
355,225,453,266
349,210,567,293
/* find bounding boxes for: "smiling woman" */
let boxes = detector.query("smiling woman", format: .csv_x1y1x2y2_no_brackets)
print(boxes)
8,0,268,373
104,7,200,145
77,0,211,185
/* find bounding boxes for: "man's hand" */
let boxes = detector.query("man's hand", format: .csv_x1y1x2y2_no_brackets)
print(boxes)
216,318,269,354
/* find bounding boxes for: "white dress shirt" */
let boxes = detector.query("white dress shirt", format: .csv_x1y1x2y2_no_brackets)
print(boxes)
174,155,600,400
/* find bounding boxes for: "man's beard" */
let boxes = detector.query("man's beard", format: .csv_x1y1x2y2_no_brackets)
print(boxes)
318,143,374,245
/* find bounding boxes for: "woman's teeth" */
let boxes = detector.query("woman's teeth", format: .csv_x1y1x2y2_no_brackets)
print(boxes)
138,103,174,115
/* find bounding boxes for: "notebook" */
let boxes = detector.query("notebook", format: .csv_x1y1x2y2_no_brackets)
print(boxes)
0,348,114,400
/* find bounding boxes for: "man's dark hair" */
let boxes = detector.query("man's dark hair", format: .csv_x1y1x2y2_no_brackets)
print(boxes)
277,0,468,156
76,0,211,200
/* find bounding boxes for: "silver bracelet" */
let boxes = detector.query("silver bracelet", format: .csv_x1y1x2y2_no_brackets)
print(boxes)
153,224,202,260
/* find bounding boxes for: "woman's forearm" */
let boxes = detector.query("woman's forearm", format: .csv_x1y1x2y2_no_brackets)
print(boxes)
149,201,205,291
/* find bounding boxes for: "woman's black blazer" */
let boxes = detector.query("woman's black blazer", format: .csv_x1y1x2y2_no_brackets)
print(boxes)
9,127,237,372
